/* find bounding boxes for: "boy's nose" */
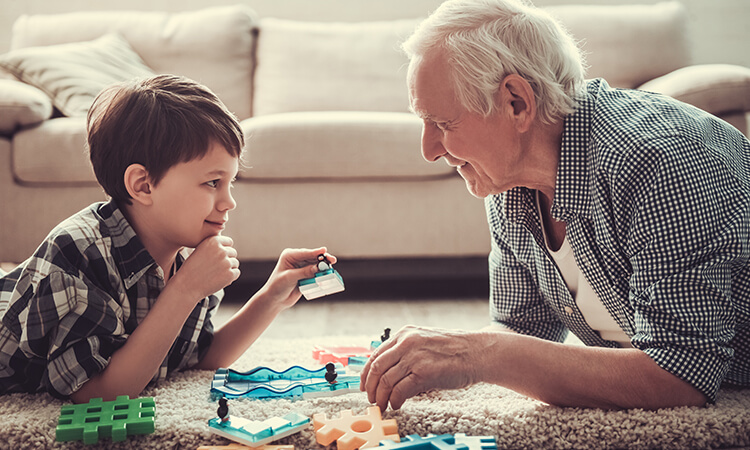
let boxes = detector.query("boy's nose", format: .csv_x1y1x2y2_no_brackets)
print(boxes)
220,190,237,212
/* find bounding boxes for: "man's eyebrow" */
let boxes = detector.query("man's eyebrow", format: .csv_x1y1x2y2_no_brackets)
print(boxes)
409,104,434,121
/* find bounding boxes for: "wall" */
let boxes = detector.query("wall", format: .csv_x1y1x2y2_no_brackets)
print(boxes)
0,0,748,68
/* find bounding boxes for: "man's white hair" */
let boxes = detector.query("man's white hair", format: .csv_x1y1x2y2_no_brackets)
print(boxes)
402,0,586,124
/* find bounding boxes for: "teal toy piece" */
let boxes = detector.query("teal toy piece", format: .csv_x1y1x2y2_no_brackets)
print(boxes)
379,434,497,450
208,411,310,447
56,396,156,445
298,268,345,300
211,365,361,400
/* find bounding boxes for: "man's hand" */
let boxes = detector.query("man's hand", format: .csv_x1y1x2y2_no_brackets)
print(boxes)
172,235,240,300
360,325,481,410
261,247,337,310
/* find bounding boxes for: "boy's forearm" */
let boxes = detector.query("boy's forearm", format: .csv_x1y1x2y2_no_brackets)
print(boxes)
193,287,284,370
70,282,200,403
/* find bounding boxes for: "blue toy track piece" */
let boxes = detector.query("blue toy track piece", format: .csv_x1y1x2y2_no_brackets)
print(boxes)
379,434,497,450
56,396,156,445
211,365,361,400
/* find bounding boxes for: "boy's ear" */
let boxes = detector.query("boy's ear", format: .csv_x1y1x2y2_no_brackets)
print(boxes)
123,164,153,206
495,74,537,133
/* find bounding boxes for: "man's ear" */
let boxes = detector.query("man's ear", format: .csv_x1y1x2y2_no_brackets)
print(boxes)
496,74,537,133
123,164,153,206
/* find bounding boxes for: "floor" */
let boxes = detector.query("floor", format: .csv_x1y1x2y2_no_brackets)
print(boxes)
214,295,490,339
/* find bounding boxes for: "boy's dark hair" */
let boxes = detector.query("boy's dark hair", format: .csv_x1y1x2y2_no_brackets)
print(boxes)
87,74,245,204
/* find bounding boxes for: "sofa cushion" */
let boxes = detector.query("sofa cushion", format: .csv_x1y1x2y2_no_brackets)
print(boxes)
638,64,750,116
12,117,94,184
0,33,154,117
253,18,420,116
239,111,453,180
10,5,257,120
547,1,690,88
0,79,52,135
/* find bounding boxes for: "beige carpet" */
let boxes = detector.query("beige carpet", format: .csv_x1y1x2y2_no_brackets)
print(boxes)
2,335,749,449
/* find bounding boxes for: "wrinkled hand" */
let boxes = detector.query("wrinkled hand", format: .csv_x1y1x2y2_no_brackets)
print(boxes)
262,247,337,309
360,325,480,410
173,235,240,301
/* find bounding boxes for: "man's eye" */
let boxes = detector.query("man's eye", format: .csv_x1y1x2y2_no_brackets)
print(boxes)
434,121,451,131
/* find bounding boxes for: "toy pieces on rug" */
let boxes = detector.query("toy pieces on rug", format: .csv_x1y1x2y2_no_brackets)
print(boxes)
198,445,294,450
208,409,309,448
312,344,372,366
211,365,360,400
313,406,400,450
298,254,345,300
379,433,498,450
55,395,156,445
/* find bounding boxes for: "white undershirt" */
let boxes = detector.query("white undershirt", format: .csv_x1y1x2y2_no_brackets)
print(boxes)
536,192,632,348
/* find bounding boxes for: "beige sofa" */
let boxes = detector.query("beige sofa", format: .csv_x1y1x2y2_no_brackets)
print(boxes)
1,1,749,269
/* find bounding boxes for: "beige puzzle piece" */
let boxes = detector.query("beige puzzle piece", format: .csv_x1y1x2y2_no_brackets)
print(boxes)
312,406,400,450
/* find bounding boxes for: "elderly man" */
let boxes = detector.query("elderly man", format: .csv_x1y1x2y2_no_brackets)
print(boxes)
361,0,750,410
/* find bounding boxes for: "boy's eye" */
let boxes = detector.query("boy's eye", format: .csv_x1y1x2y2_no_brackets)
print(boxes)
206,179,219,188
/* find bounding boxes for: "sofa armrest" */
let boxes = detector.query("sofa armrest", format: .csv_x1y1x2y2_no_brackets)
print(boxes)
0,78,53,136
638,64,750,116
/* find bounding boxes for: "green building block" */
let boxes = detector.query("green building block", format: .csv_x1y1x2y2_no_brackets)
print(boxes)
56,395,156,445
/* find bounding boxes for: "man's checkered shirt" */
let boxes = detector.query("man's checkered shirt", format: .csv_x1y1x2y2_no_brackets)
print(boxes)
0,200,220,398
487,78,749,402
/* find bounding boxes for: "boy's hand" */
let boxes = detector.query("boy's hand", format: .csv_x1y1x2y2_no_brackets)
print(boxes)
262,247,337,310
173,235,240,301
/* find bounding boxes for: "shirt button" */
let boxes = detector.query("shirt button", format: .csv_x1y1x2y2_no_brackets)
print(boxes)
564,306,574,314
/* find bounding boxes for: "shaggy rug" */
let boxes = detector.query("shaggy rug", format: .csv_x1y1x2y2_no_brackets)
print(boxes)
1,335,749,449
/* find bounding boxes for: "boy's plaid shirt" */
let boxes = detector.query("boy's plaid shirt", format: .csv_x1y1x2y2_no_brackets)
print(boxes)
0,200,220,398
488,78,750,402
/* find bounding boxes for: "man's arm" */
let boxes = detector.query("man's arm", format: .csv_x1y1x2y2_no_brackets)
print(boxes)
360,326,707,411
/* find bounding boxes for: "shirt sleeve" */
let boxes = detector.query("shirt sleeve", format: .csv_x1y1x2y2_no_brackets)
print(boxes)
618,135,749,402
486,195,569,342
19,270,127,398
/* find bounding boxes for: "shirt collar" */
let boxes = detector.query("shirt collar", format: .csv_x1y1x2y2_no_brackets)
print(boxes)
551,80,598,222
95,200,157,289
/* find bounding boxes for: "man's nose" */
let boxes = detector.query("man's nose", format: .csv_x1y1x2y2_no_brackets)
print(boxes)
421,123,445,162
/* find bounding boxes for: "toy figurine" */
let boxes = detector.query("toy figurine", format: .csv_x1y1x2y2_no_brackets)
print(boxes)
317,254,331,271
381,328,391,342
325,362,338,383
217,397,230,423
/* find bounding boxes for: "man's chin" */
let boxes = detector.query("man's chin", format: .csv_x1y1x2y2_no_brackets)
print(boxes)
463,179,490,199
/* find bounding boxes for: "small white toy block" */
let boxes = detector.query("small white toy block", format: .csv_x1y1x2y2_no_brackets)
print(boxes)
298,268,345,300
208,411,310,448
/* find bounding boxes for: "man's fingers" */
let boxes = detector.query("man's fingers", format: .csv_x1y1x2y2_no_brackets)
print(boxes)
388,373,422,410
363,342,403,404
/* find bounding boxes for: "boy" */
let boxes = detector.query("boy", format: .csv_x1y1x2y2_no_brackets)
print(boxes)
0,74,335,403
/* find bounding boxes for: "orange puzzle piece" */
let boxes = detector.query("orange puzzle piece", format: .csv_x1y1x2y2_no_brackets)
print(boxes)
313,406,400,450
312,345,372,366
